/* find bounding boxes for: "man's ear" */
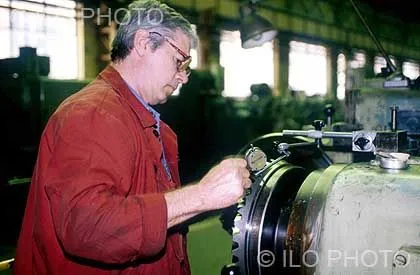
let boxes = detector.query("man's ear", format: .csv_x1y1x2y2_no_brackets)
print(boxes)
133,29,150,57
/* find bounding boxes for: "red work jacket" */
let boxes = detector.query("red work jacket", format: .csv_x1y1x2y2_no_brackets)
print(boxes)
13,65,190,274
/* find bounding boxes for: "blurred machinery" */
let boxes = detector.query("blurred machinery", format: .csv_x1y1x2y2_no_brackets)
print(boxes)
0,47,90,181
344,84,420,156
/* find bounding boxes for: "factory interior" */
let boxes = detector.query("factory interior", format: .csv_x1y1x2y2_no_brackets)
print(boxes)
1,0,420,274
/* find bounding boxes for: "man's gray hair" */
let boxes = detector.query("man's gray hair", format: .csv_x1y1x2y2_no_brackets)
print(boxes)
111,0,198,62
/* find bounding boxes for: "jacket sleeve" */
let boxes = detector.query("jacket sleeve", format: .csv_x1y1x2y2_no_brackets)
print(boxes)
44,104,168,264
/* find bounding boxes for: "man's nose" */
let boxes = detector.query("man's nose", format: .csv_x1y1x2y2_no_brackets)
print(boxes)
176,71,189,84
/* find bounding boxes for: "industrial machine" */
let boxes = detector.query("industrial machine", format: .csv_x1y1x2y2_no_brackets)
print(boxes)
221,112,420,274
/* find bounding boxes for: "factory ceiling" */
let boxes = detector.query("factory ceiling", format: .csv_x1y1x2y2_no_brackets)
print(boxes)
362,0,419,23
261,0,419,24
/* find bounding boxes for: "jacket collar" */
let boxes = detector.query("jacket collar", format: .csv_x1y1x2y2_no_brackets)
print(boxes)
99,64,156,128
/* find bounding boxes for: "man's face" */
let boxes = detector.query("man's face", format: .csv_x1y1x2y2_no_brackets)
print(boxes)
141,29,191,105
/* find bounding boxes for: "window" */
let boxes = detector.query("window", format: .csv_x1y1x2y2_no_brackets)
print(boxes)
374,55,396,76
0,0,80,79
288,41,327,96
337,51,366,100
219,30,274,98
402,61,420,80
349,52,366,69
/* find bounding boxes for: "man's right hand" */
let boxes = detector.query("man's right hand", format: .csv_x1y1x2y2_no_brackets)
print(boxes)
197,158,251,211
164,158,251,228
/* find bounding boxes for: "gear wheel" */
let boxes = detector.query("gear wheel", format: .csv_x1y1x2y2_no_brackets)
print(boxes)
229,134,332,275
232,162,307,275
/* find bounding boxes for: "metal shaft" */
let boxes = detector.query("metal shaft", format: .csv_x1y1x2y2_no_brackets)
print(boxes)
282,130,353,139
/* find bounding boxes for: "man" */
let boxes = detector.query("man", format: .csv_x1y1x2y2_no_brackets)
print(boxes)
13,0,251,274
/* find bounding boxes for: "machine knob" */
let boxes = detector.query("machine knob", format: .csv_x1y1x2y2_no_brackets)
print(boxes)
221,264,240,275
354,137,370,150
312,120,326,131
324,104,335,117
324,104,335,127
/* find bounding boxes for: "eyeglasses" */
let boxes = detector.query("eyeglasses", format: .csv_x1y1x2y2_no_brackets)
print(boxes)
149,31,192,76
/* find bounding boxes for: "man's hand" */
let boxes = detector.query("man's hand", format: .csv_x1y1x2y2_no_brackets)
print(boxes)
197,158,251,211
164,157,251,228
